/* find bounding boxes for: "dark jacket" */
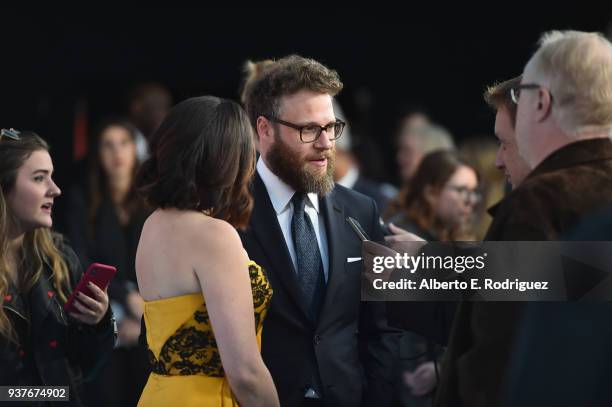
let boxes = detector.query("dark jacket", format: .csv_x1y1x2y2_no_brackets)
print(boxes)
239,173,401,407
62,186,148,318
0,236,116,406
353,175,390,213
435,138,612,407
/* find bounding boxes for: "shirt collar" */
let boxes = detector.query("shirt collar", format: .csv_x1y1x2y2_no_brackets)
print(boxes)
257,157,319,215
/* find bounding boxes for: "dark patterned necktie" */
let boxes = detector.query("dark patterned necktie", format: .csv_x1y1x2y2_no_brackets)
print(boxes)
291,192,326,320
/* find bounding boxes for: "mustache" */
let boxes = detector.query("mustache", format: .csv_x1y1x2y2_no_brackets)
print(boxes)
306,152,334,160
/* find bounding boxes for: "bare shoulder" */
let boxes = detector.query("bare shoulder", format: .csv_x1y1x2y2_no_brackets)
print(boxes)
186,215,243,252
190,216,249,280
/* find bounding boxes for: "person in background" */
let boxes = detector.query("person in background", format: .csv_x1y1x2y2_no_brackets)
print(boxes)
458,137,505,240
483,75,531,190
385,150,480,241
240,59,275,108
396,116,454,184
0,129,115,406
384,149,479,405
63,118,150,407
332,99,390,211
127,82,173,161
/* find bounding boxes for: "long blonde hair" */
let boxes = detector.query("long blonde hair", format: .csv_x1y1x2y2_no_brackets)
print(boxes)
0,131,71,344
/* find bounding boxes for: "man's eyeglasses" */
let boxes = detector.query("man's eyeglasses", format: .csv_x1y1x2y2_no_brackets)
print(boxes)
446,185,482,204
265,116,345,143
0,128,21,141
510,83,553,104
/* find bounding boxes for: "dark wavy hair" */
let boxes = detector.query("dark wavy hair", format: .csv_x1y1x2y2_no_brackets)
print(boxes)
88,117,145,235
136,96,255,229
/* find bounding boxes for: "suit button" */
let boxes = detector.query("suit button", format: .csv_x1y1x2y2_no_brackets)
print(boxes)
314,335,321,345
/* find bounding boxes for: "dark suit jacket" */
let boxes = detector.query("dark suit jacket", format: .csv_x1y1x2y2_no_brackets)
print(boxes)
434,138,612,407
353,175,389,213
239,173,400,407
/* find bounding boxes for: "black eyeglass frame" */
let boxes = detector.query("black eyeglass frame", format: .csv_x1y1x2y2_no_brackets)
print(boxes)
265,116,346,143
510,83,553,105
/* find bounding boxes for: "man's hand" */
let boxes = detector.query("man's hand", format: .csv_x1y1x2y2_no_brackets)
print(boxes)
384,223,426,243
404,361,438,396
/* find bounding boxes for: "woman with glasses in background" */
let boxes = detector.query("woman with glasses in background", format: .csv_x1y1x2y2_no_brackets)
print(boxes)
384,149,479,406
0,129,115,406
385,149,480,242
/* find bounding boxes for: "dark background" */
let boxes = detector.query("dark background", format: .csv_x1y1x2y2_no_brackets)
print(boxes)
2,9,611,188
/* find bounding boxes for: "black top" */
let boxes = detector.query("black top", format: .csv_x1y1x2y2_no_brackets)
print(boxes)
61,186,148,318
0,236,116,406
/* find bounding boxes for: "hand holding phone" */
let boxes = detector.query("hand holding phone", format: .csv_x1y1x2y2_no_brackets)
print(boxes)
64,263,116,322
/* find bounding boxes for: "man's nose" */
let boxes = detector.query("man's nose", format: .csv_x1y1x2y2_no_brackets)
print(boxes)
314,129,334,149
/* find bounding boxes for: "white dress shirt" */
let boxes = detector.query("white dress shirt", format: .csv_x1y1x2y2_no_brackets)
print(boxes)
256,157,329,282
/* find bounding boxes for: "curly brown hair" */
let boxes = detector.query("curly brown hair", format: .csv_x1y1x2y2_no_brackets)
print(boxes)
243,55,343,131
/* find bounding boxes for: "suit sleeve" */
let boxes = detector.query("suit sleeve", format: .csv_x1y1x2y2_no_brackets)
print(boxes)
359,199,403,406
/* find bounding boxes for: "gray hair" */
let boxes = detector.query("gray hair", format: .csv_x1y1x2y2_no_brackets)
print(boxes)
403,124,455,154
527,30,612,135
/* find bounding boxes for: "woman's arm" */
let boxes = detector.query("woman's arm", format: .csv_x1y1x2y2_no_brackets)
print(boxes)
193,220,279,407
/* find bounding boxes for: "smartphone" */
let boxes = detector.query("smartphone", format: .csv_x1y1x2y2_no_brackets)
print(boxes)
64,263,117,313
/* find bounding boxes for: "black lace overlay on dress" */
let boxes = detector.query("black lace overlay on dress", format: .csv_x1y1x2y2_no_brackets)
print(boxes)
149,262,272,377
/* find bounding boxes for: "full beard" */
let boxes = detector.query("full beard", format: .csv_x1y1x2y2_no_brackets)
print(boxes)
266,134,335,195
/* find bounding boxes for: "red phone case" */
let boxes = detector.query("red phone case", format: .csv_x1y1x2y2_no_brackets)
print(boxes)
64,263,117,313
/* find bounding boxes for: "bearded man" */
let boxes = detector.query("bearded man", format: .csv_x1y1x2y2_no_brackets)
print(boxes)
241,55,401,407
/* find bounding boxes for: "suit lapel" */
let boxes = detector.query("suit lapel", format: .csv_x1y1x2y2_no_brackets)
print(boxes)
250,173,313,323
318,189,348,327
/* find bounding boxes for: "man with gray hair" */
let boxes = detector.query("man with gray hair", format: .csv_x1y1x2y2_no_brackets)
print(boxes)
396,119,455,183
435,30,612,407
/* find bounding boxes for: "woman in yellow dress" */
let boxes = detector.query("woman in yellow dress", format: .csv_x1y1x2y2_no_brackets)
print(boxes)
135,96,279,406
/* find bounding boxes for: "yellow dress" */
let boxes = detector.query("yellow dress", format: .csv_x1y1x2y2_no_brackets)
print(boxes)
138,262,272,407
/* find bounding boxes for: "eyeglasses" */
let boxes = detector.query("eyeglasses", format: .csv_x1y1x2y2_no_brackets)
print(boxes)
510,83,553,104
265,116,345,143
446,185,482,204
0,128,21,141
